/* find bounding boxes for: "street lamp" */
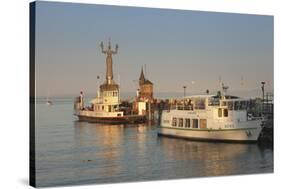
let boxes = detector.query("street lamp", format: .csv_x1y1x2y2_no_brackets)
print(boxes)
261,81,265,102
183,86,187,97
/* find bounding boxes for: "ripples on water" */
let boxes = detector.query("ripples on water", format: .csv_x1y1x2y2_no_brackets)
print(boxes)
35,99,273,187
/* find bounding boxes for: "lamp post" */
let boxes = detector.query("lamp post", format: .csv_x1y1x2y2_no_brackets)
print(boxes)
261,81,265,114
261,81,265,102
183,86,187,97
97,75,100,98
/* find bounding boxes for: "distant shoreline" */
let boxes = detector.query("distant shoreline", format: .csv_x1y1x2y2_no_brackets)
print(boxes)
35,88,273,100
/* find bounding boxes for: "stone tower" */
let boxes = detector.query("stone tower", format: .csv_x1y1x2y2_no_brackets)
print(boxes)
138,66,153,101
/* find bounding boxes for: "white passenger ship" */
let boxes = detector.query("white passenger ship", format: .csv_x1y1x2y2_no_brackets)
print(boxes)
158,92,263,142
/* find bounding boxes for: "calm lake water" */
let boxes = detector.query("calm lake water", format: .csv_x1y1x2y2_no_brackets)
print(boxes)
35,98,273,187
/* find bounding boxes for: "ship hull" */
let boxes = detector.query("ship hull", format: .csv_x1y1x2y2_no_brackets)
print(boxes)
158,126,263,142
77,114,146,124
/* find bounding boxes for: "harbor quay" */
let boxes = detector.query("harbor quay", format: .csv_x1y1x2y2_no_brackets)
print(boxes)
76,87,273,145
73,39,273,144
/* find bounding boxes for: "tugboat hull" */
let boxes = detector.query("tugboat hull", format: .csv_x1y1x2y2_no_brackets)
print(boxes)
77,115,146,124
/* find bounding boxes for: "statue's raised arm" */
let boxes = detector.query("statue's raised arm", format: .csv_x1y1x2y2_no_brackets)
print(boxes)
100,41,107,54
112,44,118,54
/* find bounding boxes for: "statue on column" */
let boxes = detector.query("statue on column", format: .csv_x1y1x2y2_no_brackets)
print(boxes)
100,39,118,85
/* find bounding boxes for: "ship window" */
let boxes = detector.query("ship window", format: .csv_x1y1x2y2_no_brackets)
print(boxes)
224,109,228,117
227,101,234,110
240,101,247,110
200,119,207,129
102,106,104,110
179,118,183,127
185,119,190,128
194,98,205,109
193,119,198,128
234,101,239,110
218,108,222,117
208,97,220,106
172,118,177,127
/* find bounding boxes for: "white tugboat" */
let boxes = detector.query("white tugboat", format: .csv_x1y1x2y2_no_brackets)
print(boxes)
158,86,264,142
74,40,146,124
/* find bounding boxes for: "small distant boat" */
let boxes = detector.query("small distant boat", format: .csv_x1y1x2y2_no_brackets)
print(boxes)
46,100,52,105
46,94,53,105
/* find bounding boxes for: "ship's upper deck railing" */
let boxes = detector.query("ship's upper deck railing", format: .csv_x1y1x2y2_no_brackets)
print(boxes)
170,103,206,111
167,94,263,116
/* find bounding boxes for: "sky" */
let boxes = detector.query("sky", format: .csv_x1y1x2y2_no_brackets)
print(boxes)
34,1,273,97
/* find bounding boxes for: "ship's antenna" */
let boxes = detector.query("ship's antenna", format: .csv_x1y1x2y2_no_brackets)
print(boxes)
218,75,222,89
118,74,120,85
240,75,244,87
267,80,271,88
191,81,195,94
222,83,229,96
118,74,121,103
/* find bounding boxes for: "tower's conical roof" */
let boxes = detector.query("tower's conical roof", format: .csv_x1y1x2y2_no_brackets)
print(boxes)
139,66,145,83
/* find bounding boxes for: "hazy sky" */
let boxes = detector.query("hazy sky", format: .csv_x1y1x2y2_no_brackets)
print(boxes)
35,1,273,97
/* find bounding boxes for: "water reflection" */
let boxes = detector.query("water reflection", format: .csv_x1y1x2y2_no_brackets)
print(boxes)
158,137,271,176
73,121,157,180
72,121,273,181
73,121,125,177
